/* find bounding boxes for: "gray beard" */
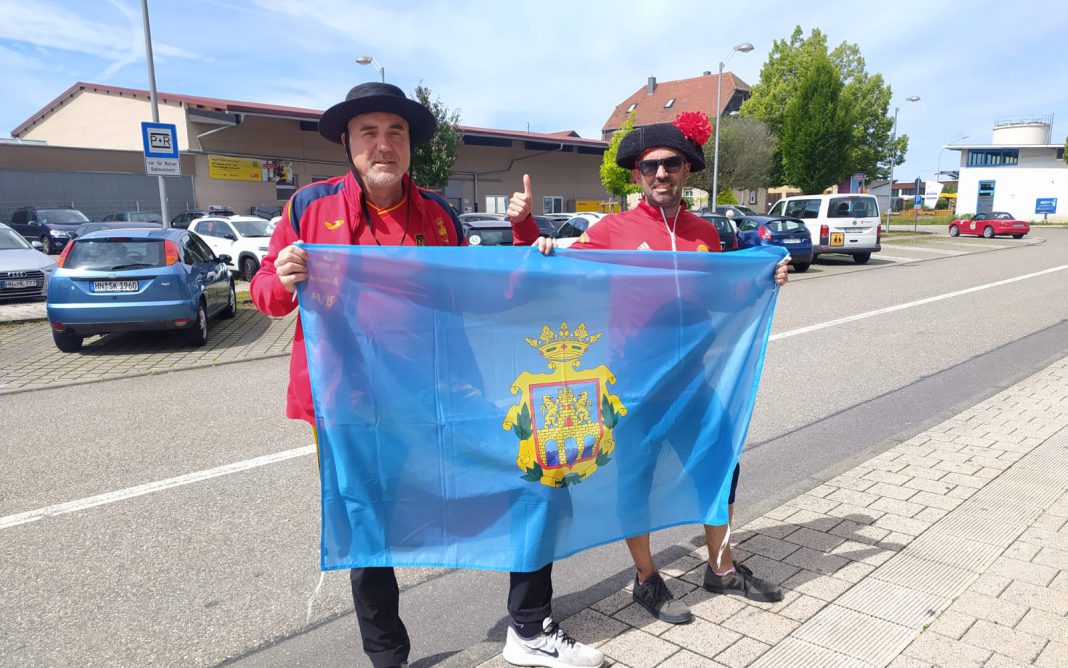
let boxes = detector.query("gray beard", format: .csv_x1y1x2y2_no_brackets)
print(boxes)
363,170,402,188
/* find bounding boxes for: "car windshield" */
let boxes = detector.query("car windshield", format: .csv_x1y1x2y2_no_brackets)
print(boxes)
828,197,878,218
0,228,31,250
556,217,590,238
231,219,272,237
992,212,1014,220
64,239,167,270
767,219,807,233
39,209,90,224
700,215,731,234
129,213,163,223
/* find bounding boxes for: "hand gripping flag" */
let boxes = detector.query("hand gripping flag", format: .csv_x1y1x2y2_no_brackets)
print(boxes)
298,244,786,572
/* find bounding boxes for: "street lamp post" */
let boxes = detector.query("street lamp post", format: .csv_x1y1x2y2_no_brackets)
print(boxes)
356,56,385,82
884,95,921,232
938,134,969,183
140,0,169,227
711,42,753,209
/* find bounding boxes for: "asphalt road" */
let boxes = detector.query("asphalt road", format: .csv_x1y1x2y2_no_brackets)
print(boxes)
1,229,1066,667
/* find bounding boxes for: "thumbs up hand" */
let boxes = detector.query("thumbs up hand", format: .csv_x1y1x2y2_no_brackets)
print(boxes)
508,174,533,223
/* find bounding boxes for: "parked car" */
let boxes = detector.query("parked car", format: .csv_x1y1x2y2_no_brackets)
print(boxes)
9,206,91,254
713,205,758,218
555,212,607,248
767,194,881,264
458,212,508,224
697,213,739,252
0,222,57,301
46,228,236,352
948,212,1030,239
736,216,814,272
100,212,164,224
170,208,236,229
462,219,513,246
189,215,272,281
72,221,163,239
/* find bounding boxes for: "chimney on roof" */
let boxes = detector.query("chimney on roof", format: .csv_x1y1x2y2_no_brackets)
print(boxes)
703,71,711,76
647,77,656,95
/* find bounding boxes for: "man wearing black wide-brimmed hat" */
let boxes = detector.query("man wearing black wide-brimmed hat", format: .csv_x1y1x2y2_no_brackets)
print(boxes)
250,82,601,668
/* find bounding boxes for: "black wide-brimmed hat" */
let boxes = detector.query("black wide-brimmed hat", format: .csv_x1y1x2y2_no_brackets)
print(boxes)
318,82,437,146
616,122,707,172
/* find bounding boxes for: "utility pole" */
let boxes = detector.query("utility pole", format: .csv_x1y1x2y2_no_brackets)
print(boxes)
141,0,169,227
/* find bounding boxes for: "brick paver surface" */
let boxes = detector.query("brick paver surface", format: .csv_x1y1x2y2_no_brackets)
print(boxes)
0,305,294,394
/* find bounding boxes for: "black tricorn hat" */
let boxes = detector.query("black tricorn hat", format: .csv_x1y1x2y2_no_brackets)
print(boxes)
616,123,706,172
318,82,437,146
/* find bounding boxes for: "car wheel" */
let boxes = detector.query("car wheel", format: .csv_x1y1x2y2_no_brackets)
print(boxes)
1012,234,1025,239
948,224,960,237
222,282,237,319
40,235,52,255
853,252,871,265
52,329,83,353
792,262,811,273
186,302,208,347
241,256,259,282
983,226,995,239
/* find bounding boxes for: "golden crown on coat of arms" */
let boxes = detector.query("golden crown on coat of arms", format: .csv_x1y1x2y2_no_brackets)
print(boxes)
525,322,602,363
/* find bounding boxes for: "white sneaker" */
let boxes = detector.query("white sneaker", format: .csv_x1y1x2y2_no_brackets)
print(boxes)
502,617,604,667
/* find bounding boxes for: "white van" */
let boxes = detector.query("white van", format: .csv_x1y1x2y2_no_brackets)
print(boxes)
767,194,881,264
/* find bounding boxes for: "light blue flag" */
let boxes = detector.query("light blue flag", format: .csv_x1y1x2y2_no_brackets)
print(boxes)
298,244,786,572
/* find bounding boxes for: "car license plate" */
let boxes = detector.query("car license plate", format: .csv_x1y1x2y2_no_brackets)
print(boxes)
93,280,139,292
784,238,802,244
2,279,38,289
830,232,845,246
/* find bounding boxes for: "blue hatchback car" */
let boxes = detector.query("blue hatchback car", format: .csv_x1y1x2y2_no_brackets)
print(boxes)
736,215,815,272
47,228,236,352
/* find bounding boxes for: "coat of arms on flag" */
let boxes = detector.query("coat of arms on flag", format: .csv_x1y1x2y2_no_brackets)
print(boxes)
502,322,627,488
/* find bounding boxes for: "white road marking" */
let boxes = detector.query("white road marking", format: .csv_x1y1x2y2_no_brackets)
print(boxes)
0,445,315,530
5,263,1067,530
871,255,920,264
770,263,1068,342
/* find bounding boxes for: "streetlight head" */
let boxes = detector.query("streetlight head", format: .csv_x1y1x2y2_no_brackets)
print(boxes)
356,56,373,65
906,95,921,102
734,42,754,53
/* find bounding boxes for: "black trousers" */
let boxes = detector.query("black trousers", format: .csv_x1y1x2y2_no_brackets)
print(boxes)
350,563,553,668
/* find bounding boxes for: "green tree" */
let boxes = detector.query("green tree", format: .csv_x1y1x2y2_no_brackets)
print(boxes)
742,26,904,183
600,111,641,205
1064,136,1068,165
780,55,852,194
410,84,462,191
687,116,776,193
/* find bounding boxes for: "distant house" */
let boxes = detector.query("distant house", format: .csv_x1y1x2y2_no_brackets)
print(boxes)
601,72,750,140
945,116,1066,221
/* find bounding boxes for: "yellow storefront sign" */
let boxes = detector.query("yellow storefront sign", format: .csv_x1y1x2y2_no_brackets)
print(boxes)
208,155,264,182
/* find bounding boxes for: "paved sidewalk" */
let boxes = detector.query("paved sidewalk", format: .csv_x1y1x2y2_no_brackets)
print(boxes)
478,354,1068,668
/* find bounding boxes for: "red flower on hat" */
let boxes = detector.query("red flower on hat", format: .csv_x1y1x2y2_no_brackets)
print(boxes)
673,111,712,147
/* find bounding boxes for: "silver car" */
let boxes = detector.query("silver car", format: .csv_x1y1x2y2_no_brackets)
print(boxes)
0,222,57,300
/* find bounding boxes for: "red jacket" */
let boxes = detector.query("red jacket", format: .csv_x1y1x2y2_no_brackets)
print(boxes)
570,200,721,252
251,170,539,424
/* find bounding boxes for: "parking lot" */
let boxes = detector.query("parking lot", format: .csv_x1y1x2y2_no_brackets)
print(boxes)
0,228,1048,395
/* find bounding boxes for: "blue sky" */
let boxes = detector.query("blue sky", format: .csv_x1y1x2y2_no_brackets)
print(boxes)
1,0,1066,182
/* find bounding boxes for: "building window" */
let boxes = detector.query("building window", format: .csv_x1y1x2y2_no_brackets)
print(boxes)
543,196,564,214
626,103,637,113
749,191,758,204
1058,147,1065,160
485,196,507,214
664,98,676,108
966,149,1019,167
683,188,695,198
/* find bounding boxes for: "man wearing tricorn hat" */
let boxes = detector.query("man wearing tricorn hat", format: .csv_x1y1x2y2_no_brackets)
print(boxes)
251,83,603,668
531,111,789,625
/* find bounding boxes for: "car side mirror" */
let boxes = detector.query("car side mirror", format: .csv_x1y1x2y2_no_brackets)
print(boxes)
218,254,232,264
224,233,237,241
31,241,43,250
28,220,40,226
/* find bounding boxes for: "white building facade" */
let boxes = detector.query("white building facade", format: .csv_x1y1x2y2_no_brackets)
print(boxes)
947,116,1066,222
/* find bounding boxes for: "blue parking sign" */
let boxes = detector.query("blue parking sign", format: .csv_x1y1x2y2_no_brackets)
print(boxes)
1035,198,1057,214
913,195,922,208
141,122,179,159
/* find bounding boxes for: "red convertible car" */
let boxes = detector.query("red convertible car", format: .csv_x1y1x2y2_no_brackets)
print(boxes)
948,212,1030,239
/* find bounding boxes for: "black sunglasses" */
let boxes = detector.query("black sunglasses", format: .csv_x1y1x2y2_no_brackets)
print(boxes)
636,156,685,177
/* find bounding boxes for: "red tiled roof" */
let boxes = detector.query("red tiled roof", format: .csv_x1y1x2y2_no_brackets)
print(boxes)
601,72,750,135
11,82,607,149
